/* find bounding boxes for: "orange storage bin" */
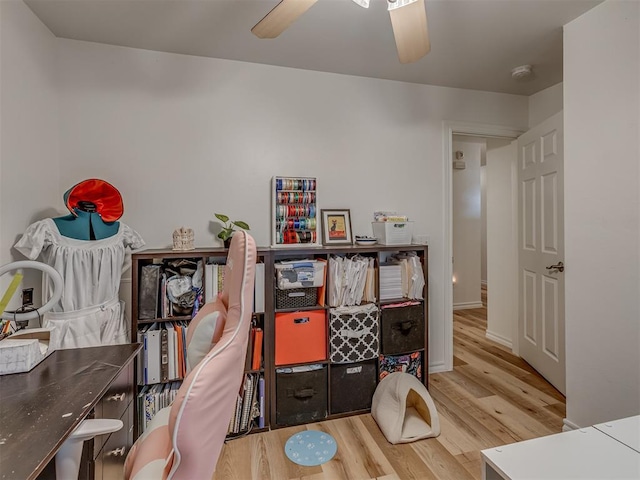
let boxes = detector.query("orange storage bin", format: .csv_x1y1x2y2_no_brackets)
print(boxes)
275,310,326,365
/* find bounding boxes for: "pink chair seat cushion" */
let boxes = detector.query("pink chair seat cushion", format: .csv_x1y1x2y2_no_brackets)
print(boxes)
125,407,172,479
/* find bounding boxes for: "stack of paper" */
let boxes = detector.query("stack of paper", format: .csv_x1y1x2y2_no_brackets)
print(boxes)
363,259,377,303
379,264,403,301
390,252,425,300
328,255,371,307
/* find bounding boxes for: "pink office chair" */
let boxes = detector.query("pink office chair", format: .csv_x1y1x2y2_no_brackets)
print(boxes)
124,231,256,479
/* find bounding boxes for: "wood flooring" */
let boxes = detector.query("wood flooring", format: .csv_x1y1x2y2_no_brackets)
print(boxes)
213,289,565,480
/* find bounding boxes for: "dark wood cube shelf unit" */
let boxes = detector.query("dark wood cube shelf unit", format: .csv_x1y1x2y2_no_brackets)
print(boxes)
131,243,428,438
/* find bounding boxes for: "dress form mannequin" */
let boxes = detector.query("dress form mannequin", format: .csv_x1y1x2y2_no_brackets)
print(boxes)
14,179,145,349
53,201,119,240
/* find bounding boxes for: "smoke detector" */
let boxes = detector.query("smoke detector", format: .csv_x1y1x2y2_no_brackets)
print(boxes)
511,64,533,80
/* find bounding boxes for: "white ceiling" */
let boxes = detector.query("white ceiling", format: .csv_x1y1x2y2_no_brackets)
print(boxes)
24,0,602,96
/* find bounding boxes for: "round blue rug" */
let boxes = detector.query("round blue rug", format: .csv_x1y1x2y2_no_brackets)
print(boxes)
285,430,337,466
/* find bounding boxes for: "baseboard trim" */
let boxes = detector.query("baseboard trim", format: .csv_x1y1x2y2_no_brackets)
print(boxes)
485,330,512,349
563,418,580,432
428,361,448,374
453,302,484,310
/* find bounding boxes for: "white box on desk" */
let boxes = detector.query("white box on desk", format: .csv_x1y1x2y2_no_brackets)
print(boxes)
372,222,414,245
0,338,45,375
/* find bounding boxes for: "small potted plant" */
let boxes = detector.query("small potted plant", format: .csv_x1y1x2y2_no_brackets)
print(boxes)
215,213,250,248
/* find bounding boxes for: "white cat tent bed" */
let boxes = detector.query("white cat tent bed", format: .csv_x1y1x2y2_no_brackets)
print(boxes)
371,372,440,444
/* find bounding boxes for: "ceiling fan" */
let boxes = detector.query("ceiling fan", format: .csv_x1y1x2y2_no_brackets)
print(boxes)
251,0,431,64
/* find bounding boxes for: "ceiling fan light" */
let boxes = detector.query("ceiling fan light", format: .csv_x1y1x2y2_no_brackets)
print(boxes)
388,0,418,11
351,0,370,8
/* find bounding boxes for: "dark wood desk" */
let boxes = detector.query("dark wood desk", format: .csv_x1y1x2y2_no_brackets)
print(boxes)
0,344,140,480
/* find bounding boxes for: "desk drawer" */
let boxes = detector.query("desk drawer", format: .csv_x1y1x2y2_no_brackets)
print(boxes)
101,363,133,419
94,363,133,457
94,404,133,480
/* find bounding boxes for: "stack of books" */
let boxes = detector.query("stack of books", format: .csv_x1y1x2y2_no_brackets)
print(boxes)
205,261,265,313
137,381,181,433
228,373,265,435
137,322,189,386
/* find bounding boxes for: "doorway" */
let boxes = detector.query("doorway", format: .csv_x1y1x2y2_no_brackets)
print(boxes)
444,118,566,396
451,134,518,350
442,121,523,372
451,135,485,312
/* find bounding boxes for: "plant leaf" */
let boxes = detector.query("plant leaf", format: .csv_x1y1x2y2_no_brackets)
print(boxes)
215,213,229,223
218,229,232,240
233,221,250,230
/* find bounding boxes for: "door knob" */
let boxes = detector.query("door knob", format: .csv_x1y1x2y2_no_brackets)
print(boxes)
546,261,564,273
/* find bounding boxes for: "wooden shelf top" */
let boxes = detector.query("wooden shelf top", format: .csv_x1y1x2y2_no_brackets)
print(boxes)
133,244,428,258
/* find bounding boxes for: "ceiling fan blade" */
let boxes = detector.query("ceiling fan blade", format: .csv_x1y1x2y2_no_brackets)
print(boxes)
388,0,431,64
251,0,318,39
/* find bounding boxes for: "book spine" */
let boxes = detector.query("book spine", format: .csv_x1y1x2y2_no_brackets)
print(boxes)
258,376,265,429
252,328,263,371
204,263,214,303
239,374,253,431
160,327,169,382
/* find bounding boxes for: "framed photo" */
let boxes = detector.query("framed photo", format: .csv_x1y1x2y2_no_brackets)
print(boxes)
321,209,353,245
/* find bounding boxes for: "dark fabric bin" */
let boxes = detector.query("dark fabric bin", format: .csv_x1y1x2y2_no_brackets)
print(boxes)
380,303,425,354
276,366,327,426
330,361,377,415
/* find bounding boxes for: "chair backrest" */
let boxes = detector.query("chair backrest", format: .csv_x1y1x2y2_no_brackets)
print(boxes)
166,231,256,479
184,296,226,374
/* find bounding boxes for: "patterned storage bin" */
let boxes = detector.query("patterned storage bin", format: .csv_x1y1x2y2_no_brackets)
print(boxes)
275,287,318,309
329,304,379,364
378,351,422,382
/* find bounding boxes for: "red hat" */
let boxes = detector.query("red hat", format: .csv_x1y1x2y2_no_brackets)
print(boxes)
63,179,124,223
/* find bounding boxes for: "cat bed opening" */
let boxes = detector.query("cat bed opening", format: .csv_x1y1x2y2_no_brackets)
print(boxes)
371,372,440,444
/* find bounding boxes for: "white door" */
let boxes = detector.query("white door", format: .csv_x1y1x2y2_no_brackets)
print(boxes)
517,111,565,394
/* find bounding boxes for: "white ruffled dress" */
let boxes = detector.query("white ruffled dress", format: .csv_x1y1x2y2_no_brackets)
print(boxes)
14,218,145,349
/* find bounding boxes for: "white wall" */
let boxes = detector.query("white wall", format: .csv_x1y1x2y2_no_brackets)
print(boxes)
452,136,485,309
48,39,528,371
528,82,563,128
0,0,59,307
485,138,517,348
564,0,640,427
480,165,487,284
